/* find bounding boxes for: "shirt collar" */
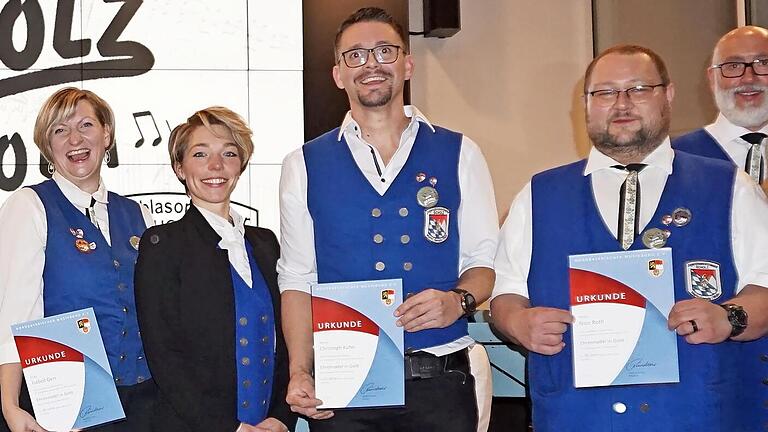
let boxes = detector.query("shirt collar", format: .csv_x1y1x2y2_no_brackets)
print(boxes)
52,172,108,208
583,137,674,176
336,105,437,141
195,204,245,239
707,112,768,146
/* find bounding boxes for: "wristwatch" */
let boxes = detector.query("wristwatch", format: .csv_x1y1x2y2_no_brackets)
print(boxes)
451,288,477,317
720,303,748,338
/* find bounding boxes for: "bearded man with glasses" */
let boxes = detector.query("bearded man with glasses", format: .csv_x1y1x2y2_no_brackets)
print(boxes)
277,6,498,432
673,26,768,432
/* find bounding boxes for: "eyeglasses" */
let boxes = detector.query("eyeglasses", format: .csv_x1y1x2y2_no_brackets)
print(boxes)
710,59,768,78
338,44,402,68
586,84,666,106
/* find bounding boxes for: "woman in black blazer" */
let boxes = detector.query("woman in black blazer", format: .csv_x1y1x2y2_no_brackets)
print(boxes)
134,107,295,432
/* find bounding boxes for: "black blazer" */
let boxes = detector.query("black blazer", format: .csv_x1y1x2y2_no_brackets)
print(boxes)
134,206,295,431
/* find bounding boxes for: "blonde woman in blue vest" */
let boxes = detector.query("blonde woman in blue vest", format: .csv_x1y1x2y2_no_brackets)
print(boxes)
0,88,156,432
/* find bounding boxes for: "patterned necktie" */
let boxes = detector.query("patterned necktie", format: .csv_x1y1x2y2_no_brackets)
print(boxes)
88,197,99,229
741,132,765,183
612,164,647,250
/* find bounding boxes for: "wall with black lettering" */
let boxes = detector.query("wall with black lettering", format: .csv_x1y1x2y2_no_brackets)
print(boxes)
0,0,303,229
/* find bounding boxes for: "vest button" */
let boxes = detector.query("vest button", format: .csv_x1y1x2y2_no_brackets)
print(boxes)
239,338,249,347
399,207,409,217
239,317,248,326
261,315,268,323
375,262,385,271
371,208,382,217
262,357,269,365
639,403,649,413
400,235,410,244
373,234,384,244
262,378,269,385
262,400,267,406
122,306,128,314
612,402,626,414
119,354,126,361
121,329,127,337
137,376,145,383
403,262,413,271
761,354,768,362
113,260,121,269
261,336,269,344
242,400,250,408
763,377,768,386
150,234,160,244
241,357,251,366
117,283,127,291
243,380,251,388
115,377,122,384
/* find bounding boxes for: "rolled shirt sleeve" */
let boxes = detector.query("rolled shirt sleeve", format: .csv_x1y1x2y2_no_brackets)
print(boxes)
491,182,533,300
731,170,768,292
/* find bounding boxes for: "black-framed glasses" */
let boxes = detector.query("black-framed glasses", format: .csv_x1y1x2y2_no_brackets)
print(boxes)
710,59,768,78
586,84,666,106
338,44,402,68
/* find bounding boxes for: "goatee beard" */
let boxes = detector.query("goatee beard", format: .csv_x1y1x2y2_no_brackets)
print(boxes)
588,107,670,160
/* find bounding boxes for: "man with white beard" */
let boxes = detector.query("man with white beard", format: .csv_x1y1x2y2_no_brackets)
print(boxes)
672,26,768,432
674,26,768,188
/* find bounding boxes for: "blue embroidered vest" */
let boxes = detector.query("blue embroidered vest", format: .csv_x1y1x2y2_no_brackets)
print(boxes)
29,180,150,386
672,129,732,162
527,152,741,431
303,125,465,350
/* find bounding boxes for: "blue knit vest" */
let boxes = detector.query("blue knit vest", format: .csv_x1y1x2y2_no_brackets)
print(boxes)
233,240,275,424
29,180,150,386
672,129,732,162
527,152,741,431
673,129,768,431
303,125,466,350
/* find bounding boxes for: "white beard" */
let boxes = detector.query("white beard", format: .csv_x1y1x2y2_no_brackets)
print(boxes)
715,84,768,128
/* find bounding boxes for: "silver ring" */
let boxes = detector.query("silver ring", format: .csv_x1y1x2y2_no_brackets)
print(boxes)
689,319,699,333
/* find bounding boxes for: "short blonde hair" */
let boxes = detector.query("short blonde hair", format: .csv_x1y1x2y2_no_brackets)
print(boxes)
33,87,116,163
168,107,254,185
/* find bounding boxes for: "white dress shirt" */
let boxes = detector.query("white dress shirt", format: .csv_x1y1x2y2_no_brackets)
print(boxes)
278,106,499,354
704,113,768,169
493,139,768,300
196,205,252,287
0,173,154,364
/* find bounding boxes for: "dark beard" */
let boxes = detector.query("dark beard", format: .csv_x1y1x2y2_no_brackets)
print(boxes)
588,106,670,160
357,84,393,107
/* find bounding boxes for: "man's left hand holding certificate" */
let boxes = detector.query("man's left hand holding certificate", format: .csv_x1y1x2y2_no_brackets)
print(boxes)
311,279,404,409
11,308,124,431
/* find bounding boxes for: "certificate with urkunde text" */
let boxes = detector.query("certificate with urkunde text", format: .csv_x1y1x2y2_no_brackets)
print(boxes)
569,248,679,388
11,308,125,431
311,278,404,409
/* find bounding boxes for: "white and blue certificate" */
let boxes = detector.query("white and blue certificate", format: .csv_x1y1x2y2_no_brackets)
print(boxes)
569,248,679,388
11,308,125,431
311,278,404,409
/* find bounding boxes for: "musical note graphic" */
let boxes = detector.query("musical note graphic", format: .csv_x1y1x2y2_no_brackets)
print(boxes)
132,111,161,148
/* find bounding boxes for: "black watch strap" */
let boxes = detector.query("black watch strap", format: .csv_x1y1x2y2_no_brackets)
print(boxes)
720,303,748,338
451,288,477,317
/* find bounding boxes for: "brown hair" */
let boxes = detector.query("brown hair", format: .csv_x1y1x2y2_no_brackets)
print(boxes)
334,7,409,60
33,87,116,163
167,107,254,185
583,45,670,93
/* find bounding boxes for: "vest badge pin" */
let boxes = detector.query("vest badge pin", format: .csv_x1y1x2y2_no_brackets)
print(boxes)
129,235,141,250
685,260,722,300
424,206,450,243
74,238,97,253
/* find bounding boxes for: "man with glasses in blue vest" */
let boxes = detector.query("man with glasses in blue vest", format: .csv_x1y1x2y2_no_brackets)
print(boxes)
277,7,498,431
673,26,768,432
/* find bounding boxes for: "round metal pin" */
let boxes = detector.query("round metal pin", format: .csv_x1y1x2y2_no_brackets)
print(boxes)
661,214,673,225
429,177,437,187
416,172,426,183
75,228,84,239
416,186,439,208
672,208,692,227
642,228,667,249
129,236,141,250
75,239,92,253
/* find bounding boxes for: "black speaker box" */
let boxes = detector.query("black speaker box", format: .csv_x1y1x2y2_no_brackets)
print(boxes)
423,0,461,38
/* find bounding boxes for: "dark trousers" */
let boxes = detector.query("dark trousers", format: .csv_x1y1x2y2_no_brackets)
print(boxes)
0,378,156,432
308,360,477,432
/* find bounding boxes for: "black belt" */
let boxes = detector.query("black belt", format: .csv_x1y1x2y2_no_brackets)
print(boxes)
404,348,470,380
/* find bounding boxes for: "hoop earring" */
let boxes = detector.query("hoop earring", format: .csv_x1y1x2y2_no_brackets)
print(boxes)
47,163,55,175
